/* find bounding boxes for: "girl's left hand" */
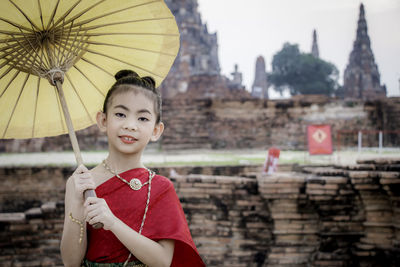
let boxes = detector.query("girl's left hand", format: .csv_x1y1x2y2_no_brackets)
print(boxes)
84,197,117,231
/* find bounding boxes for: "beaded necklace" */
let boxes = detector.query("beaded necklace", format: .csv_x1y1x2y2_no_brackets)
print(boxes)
102,160,153,191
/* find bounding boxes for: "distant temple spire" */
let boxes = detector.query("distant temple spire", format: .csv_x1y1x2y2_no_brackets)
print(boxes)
160,0,221,98
230,64,243,87
251,56,269,99
311,29,319,58
342,3,386,99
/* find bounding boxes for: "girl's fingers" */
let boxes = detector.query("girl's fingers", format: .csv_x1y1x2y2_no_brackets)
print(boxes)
87,208,100,221
76,181,96,196
77,173,92,179
88,214,101,225
79,181,96,189
84,197,106,207
84,196,98,207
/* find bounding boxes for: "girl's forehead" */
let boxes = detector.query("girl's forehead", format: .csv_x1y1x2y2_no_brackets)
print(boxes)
110,91,155,110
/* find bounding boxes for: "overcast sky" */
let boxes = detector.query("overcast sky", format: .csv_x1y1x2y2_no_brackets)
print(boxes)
197,0,400,98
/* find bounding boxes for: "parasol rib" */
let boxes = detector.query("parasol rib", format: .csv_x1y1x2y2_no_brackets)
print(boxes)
0,61,9,70
55,17,176,34
2,35,49,73
57,20,75,68
73,65,105,97
8,0,41,31
37,0,45,30
0,18,36,33
45,0,62,31
0,37,36,53
80,56,113,77
32,77,40,137
57,25,84,71
1,37,38,64
84,48,164,78
1,72,28,138
0,65,13,81
51,0,106,30
0,29,31,37
65,72,95,125
68,29,89,68
0,69,19,98
54,0,158,31
10,28,52,70
0,43,40,75
75,32,179,37
82,40,177,57
16,27,49,72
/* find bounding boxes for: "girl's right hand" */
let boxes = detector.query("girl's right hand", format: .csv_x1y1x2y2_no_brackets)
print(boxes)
70,164,96,202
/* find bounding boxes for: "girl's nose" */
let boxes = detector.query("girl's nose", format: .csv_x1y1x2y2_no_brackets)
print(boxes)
123,120,138,131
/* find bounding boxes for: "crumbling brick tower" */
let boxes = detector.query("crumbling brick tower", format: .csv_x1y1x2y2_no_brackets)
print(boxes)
160,0,221,98
343,3,386,100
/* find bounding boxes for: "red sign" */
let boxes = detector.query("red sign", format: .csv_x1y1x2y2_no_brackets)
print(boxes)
263,147,280,174
307,125,333,155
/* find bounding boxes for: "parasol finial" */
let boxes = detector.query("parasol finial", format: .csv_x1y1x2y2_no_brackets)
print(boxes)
46,68,65,86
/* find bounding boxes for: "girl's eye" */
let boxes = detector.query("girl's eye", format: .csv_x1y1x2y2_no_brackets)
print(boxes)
139,117,149,122
115,112,125,118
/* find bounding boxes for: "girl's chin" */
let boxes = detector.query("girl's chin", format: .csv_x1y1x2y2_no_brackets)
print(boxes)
112,144,144,155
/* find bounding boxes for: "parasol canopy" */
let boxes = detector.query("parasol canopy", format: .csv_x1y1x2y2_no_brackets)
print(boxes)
0,0,180,139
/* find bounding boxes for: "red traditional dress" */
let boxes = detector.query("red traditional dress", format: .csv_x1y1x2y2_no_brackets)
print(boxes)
85,168,205,266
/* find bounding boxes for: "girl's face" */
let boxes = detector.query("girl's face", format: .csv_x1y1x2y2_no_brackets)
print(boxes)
97,90,163,155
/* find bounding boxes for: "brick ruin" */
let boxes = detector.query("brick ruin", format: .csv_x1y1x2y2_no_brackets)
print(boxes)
251,56,269,99
158,0,250,99
1,158,399,266
342,4,387,100
1,96,399,153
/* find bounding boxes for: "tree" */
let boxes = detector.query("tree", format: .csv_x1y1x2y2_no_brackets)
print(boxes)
268,43,339,96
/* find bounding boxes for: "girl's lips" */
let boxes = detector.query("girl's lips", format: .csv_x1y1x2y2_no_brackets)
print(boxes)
119,135,138,144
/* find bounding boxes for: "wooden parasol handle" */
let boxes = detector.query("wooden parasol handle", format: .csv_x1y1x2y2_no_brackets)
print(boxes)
55,79,103,229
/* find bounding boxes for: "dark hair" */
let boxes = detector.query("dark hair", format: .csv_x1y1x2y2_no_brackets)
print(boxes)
102,70,162,123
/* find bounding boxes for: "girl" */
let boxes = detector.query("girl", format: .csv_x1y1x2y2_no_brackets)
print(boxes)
60,70,205,267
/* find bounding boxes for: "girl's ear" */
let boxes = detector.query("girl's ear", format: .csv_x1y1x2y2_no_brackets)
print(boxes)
150,122,164,142
96,111,107,133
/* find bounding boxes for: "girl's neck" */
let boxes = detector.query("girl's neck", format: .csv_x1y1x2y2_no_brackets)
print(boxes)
105,151,145,173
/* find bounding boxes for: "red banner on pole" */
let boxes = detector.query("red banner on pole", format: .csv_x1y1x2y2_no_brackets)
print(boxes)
307,125,333,155
263,147,280,174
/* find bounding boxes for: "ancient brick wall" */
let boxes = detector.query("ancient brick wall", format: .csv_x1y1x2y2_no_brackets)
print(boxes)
1,96,399,153
1,159,400,266
162,96,387,150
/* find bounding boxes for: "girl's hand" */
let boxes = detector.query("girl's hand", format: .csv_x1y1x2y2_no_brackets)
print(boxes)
84,197,117,230
70,164,96,202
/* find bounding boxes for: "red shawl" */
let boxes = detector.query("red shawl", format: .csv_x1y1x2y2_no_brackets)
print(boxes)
85,168,205,266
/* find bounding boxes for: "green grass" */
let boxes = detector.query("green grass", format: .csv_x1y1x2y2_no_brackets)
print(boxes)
0,149,398,167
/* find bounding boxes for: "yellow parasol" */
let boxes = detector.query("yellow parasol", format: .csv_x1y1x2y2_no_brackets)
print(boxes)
0,0,179,227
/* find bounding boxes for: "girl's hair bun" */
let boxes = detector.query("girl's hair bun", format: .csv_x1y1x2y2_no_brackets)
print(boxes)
142,76,156,88
115,69,139,81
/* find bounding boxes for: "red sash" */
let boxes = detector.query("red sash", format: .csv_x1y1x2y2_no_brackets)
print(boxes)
85,168,205,266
